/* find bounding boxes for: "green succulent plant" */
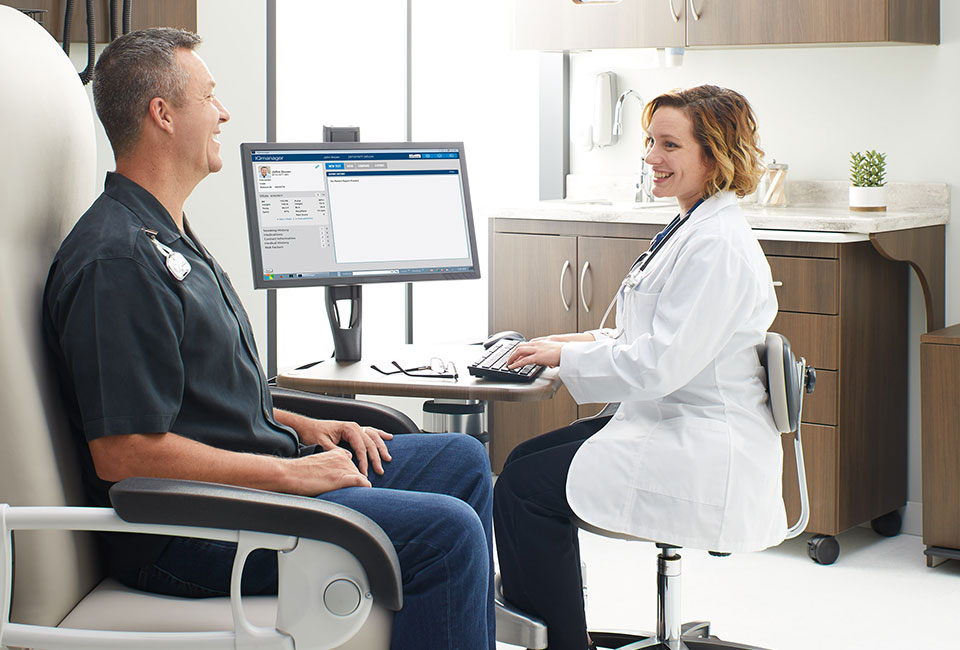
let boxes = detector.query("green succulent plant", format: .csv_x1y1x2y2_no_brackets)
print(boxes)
850,150,887,187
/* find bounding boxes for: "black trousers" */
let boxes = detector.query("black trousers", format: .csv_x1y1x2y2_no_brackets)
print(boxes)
494,415,613,650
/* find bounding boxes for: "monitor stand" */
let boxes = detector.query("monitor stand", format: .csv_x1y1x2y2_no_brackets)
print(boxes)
325,285,362,362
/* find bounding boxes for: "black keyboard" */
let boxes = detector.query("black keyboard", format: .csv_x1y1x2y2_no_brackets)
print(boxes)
468,339,545,383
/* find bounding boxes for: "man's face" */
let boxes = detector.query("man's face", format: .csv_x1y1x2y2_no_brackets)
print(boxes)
171,49,230,180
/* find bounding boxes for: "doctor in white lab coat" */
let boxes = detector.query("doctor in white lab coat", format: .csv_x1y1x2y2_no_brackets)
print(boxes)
494,85,784,650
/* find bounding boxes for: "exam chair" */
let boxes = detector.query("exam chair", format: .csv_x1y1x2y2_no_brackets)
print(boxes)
495,332,815,650
0,7,415,649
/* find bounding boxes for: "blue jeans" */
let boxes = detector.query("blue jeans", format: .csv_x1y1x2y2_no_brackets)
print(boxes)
134,433,494,650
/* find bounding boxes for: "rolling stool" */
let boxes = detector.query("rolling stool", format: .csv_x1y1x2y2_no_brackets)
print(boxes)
495,332,815,650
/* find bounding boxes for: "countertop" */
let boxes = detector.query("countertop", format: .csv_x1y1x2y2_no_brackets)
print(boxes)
492,179,949,236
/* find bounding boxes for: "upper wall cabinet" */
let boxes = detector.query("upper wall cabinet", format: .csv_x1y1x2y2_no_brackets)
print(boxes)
513,0,939,50
513,0,685,50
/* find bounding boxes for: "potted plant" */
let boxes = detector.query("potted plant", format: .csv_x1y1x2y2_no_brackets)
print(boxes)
849,150,887,211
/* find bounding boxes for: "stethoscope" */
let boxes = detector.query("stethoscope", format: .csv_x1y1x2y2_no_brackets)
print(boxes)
597,198,704,338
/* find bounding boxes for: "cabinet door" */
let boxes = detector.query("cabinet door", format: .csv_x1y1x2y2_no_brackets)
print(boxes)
489,233,580,472
513,0,684,50
686,0,888,46
575,236,649,419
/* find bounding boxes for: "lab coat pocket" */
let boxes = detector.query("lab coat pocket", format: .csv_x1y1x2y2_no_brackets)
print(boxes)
632,418,731,507
621,289,659,338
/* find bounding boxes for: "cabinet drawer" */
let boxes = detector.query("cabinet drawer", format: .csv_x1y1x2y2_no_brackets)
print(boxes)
771,312,839,371
768,256,838,314
802,369,837,426
783,423,837,536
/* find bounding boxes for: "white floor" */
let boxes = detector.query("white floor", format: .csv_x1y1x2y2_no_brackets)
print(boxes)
497,526,960,650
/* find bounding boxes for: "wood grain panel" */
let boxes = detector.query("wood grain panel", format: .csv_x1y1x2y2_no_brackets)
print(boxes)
6,0,197,43
836,242,908,530
801,368,837,426
782,423,836,535
686,0,889,46
489,232,579,340
513,0,684,50
490,386,579,473
921,341,960,548
771,312,838,370
768,256,838,314
494,218,663,241
577,236,649,331
888,0,939,44
759,239,838,259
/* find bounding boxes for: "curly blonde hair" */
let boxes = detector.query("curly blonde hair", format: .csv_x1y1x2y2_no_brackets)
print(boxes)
641,85,765,199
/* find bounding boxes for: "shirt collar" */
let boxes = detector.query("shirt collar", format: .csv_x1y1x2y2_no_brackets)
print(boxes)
688,191,737,224
103,172,183,246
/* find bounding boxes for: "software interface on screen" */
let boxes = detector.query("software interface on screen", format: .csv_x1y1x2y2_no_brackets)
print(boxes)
246,146,476,285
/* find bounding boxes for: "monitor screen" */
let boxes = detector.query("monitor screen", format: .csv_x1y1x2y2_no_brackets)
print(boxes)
240,141,481,289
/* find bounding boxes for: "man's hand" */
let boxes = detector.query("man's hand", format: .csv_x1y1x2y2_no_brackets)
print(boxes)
275,411,394,477
281,447,372,495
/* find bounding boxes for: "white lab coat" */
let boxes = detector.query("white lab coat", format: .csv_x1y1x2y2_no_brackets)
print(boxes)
559,191,787,553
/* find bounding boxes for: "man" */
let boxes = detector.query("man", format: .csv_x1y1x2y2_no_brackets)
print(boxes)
43,28,494,649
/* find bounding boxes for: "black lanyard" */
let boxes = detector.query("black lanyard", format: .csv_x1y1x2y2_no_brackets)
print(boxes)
632,198,704,272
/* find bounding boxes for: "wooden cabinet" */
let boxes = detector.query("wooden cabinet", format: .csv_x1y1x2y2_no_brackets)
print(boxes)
920,325,960,566
764,239,908,537
488,219,658,470
513,0,939,49
513,0,684,50
2,0,197,43
490,217,910,541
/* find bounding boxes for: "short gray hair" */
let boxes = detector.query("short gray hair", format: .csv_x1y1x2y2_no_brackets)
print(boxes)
93,28,202,158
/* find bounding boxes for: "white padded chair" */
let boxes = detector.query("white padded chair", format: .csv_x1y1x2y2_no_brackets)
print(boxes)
495,332,815,650
0,7,410,649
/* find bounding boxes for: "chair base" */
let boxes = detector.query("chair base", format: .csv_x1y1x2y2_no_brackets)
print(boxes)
590,626,771,650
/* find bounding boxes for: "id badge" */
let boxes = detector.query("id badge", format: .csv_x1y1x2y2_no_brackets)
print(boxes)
165,251,192,281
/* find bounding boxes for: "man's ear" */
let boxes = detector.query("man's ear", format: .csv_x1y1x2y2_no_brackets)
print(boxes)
147,96,175,135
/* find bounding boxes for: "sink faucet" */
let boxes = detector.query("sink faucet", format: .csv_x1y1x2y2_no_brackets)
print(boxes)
613,90,655,203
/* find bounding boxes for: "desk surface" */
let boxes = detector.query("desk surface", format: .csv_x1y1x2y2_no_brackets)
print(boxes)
276,343,563,402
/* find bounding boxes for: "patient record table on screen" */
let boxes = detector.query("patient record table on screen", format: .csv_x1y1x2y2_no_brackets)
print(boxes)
275,343,563,446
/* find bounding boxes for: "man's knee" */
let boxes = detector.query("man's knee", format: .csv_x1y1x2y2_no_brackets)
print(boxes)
427,497,488,570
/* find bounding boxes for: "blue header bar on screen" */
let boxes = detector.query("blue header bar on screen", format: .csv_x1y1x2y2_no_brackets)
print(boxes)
251,151,460,162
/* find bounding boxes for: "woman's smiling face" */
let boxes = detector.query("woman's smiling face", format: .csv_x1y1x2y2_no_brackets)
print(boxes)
643,106,715,214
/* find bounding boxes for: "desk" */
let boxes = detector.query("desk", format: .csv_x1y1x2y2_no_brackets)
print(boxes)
277,343,564,462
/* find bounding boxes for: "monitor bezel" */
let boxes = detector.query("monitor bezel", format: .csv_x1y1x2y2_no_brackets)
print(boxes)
240,141,481,290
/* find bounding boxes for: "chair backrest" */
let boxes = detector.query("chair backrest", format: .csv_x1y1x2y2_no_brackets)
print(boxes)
0,6,101,625
759,332,803,434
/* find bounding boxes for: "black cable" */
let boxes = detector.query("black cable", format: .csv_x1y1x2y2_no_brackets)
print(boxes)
77,0,95,85
61,0,74,56
122,0,132,35
109,0,118,42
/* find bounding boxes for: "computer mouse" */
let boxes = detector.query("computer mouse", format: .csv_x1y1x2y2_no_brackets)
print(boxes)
483,330,526,349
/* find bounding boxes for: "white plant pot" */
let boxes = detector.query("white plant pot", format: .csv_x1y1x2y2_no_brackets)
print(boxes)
849,185,887,212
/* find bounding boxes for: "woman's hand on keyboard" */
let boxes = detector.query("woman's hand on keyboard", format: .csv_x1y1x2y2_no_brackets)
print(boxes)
506,339,566,369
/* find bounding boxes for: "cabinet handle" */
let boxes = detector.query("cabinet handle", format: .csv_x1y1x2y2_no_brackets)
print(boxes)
772,281,783,287
689,0,701,21
560,260,572,311
580,261,591,312
667,0,681,22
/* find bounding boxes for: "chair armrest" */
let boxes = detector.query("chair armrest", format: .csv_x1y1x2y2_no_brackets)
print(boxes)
108,477,402,610
270,386,420,434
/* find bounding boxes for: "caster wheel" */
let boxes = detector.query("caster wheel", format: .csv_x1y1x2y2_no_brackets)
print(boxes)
871,510,902,537
808,534,839,565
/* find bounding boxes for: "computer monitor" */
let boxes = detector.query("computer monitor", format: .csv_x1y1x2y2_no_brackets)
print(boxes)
240,141,481,361
240,141,480,289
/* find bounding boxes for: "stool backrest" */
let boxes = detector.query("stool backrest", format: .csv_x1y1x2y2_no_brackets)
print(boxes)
0,6,101,625
759,332,803,434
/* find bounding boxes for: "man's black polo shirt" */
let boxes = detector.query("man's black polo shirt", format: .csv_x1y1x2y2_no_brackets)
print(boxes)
43,172,299,575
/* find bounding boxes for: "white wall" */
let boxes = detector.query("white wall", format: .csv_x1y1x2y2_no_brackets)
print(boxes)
72,0,268,365
566,5,960,534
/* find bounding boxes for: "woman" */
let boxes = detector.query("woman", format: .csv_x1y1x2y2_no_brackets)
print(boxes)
494,85,784,650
